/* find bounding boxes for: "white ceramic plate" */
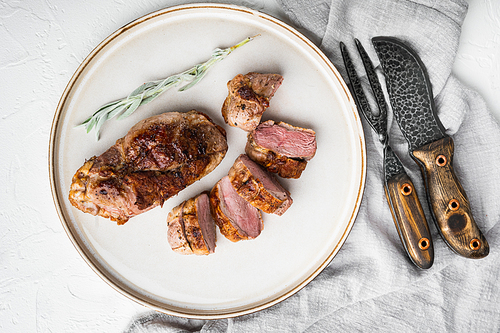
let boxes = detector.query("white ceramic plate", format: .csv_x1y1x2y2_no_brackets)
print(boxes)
49,3,365,318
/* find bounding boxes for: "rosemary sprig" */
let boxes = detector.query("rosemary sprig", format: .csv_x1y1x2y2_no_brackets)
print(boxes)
78,35,257,140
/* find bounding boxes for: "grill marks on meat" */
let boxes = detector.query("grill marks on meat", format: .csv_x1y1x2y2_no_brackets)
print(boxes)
228,154,292,216
210,176,263,242
69,111,228,224
166,193,216,255
245,120,317,179
221,72,283,132
123,111,226,171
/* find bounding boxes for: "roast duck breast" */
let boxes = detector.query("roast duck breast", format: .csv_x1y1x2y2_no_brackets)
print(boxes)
221,72,283,131
166,192,217,255
68,110,228,224
246,120,317,179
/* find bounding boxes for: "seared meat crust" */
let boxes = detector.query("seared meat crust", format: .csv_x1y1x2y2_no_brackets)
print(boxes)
166,202,192,254
166,193,216,255
221,72,283,132
69,111,228,224
180,195,212,255
245,140,307,179
228,154,292,216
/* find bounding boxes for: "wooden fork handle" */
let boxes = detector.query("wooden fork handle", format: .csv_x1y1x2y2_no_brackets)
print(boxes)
411,136,489,258
385,173,434,269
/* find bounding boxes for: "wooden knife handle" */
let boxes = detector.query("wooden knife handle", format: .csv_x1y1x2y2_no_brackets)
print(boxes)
411,136,489,258
385,173,434,269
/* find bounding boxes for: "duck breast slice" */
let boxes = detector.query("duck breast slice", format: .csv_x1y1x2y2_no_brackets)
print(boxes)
166,192,216,255
166,202,193,255
253,120,317,160
221,72,283,132
228,154,292,216
245,120,317,179
210,176,263,242
195,193,217,253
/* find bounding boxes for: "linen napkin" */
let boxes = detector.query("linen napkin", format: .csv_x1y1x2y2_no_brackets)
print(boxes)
125,1,500,331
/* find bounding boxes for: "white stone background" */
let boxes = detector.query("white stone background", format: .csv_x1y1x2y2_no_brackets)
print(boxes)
1,0,498,331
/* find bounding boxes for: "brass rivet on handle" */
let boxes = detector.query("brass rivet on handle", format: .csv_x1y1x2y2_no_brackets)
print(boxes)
419,238,430,250
436,155,447,167
470,238,481,251
400,183,412,196
448,199,460,211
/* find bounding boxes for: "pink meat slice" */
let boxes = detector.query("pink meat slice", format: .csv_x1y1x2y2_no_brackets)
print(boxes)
253,121,317,160
219,176,262,239
195,193,217,253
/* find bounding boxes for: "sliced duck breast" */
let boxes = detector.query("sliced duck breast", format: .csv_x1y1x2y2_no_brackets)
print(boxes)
210,176,263,242
166,192,216,255
245,120,317,179
228,154,292,216
221,72,283,132
195,193,217,254
166,202,192,255
252,120,317,160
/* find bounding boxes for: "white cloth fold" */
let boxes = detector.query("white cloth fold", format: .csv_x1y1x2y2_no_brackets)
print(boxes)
126,1,500,331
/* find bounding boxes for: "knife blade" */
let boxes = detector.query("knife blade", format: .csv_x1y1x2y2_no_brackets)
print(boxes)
372,36,489,259
341,40,434,269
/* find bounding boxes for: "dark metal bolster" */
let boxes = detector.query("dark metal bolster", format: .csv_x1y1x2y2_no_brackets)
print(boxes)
384,146,405,182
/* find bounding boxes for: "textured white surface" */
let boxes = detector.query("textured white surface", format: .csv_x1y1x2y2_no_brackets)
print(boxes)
0,0,498,331
454,0,500,119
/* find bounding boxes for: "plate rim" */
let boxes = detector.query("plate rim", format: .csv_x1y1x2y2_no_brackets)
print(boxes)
48,2,366,319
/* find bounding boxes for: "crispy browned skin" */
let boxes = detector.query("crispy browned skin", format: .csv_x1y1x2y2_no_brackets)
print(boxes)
245,139,307,179
221,72,283,132
166,202,192,254
166,195,214,255
69,111,228,224
228,154,292,216
179,195,211,255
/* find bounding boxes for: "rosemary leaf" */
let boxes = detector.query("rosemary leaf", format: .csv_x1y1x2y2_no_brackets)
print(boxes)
94,112,108,141
107,103,128,119
86,116,98,133
78,35,257,140
179,70,208,91
118,97,142,120
140,94,160,105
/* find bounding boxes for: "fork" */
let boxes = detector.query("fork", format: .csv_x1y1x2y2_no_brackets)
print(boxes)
340,39,434,269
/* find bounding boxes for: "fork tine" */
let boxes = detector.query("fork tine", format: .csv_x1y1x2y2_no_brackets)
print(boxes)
354,39,388,125
341,40,389,143
340,42,377,129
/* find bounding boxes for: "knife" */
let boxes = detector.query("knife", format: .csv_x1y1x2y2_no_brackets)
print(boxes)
372,36,489,259
341,40,434,269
